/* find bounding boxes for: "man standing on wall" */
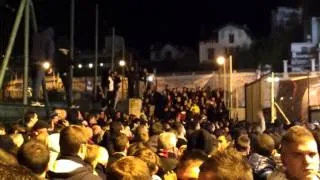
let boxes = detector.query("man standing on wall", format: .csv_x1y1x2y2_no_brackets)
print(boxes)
54,37,77,109
30,28,55,107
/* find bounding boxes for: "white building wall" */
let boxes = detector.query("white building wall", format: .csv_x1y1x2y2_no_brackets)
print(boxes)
291,42,316,72
218,25,252,47
199,41,210,63
312,17,320,44
199,25,252,63
290,17,320,72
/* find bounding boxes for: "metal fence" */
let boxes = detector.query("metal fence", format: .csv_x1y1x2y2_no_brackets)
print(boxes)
245,72,320,124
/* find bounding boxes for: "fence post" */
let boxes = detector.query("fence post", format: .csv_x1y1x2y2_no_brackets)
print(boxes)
283,59,289,79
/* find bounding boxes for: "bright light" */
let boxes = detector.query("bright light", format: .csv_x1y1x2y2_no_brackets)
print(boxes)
266,77,272,82
78,64,83,69
119,60,126,67
100,63,104,67
147,75,154,82
217,56,225,65
311,90,317,96
88,63,93,69
267,77,280,83
280,97,284,101
42,62,51,70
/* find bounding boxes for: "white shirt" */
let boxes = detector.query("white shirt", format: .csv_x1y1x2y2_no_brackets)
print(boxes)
108,76,114,91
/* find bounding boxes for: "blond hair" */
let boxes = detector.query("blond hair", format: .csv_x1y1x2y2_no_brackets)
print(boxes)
159,132,177,149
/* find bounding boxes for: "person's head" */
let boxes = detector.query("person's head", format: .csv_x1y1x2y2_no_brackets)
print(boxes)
17,140,50,177
8,123,26,135
59,125,88,159
0,122,6,135
0,135,18,155
312,130,320,153
127,142,148,156
54,109,67,121
32,120,50,144
84,144,100,168
216,131,231,152
187,129,213,156
254,133,274,157
174,122,186,137
158,132,177,150
110,121,124,136
235,135,251,156
0,148,18,165
50,112,59,127
24,111,38,129
176,150,208,180
0,163,37,180
281,126,319,180
108,156,151,180
150,122,163,136
88,114,98,126
113,133,129,153
135,126,149,143
92,124,103,136
133,148,160,175
199,148,253,180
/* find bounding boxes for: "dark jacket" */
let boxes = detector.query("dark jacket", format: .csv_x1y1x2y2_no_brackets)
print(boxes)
157,151,178,178
147,135,160,152
187,129,213,155
95,163,107,180
54,49,72,73
248,153,276,180
47,155,102,180
100,132,115,154
107,152,125,168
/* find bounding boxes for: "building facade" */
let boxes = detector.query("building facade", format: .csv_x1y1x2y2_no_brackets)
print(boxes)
291,17,320,72
271,7,302,30
150,44,181,62
199,24,252,64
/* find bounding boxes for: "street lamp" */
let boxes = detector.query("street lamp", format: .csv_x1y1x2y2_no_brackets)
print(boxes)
119,60,126,67
119,60,126,99
216,56,226,105
217,56,225,65
42,61,51,70
147,74,154,82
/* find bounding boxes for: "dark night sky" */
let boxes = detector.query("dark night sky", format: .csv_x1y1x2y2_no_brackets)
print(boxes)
4,0,302,56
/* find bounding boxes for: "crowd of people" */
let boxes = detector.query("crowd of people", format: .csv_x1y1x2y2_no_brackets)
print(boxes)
0,86,319,180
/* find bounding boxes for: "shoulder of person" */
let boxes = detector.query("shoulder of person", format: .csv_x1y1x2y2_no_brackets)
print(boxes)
267,170,288,180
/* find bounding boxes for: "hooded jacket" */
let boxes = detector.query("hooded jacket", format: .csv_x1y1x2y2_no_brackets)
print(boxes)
47,155,102,180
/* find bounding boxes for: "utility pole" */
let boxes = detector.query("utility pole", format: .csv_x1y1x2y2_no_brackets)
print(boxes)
70,0,75,92
0,0,27,88
111,27,115,71
23,0,30,105
94,3,99,100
